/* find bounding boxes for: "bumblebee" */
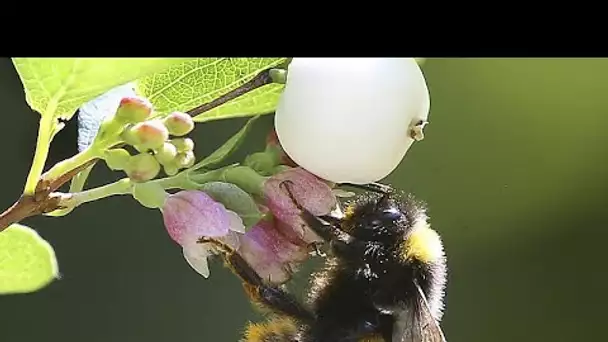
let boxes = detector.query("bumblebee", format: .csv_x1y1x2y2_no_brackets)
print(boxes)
201,182,448,342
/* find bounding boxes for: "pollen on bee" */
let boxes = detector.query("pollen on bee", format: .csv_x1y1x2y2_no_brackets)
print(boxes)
343,204,356,220
242,317,297,342
401,217,444,264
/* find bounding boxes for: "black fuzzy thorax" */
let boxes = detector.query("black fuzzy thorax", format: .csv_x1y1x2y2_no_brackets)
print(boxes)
299,191,446,341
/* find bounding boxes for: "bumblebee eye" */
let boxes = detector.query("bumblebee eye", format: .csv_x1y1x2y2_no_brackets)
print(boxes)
382,208,402,221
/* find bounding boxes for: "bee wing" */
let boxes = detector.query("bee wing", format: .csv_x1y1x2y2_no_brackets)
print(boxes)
391,307,420,342
392,282,447,342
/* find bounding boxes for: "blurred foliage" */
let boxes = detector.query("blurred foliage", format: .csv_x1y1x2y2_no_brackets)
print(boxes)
0,58,606,342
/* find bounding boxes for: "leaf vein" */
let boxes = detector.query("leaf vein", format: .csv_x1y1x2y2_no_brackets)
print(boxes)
147,58,227,100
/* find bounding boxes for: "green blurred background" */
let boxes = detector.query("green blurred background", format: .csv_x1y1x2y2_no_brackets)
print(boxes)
0,58,606,342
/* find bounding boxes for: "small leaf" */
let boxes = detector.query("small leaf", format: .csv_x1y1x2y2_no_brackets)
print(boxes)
199,182,263,228
0,224,59,294
136,58,287,120
191,116,259,171
12,58,191,120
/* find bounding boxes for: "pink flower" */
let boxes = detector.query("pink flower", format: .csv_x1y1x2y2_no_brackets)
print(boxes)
228,167,339,284
238,216,309,284
160,167,339,283
161,190,245,278
263,167,337,245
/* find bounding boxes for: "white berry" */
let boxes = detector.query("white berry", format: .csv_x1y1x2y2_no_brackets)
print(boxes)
274,58,430,184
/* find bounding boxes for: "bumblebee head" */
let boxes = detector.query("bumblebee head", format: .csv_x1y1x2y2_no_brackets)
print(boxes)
341,192,415,243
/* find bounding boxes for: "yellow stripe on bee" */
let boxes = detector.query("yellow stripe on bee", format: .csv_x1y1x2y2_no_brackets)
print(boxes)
242,317,297,342
402,218,444,264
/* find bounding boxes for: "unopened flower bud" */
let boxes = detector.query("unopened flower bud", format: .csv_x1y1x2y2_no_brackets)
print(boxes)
269,68,288,84
175,151,195,168
163,112,194,136
125,153,161,182
125,120,169,151
155,142,178,165
132,182,169,209
115,96,153,123
221,166,266,196
163,163,179,176
244,151,279,176
170,138,194,153
104,148,131,171
121,124,138,145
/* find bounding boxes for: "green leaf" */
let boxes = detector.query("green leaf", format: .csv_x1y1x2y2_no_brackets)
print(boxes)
0,224,59,294
136,58,287,121
12,58,191,120
193,84,284,123
191,116,259,171
198,182,263,228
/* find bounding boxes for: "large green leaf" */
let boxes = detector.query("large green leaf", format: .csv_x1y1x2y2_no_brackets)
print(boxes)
136,58,287,122
0,224,59,294
12,58,191,120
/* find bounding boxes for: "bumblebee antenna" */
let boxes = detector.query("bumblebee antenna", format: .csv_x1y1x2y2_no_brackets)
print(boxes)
338,182,394,195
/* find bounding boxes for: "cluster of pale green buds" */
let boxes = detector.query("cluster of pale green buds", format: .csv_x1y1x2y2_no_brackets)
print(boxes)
100,97,196,182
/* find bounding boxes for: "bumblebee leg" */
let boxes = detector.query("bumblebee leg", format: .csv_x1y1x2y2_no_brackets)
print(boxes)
338,182,394,195
339,182,395,212
279,181,366,260
329,239,367,259
198,237,315,324
299,209,344,242
280,181,351,243
310,241,327,257
298,207,368,261
252,284,315,324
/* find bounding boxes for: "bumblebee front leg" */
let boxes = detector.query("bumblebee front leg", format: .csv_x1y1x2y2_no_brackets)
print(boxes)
280,181,365,259
279,180,348,242
198,237,315,324
338,182,394,195
299,209,346,243
299,201,366,261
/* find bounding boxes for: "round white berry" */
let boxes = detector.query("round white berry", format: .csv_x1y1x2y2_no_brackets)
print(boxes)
274,58,430,184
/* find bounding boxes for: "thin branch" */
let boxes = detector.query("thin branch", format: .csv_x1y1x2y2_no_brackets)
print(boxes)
0,159,98,231
47,159,98,193
187,69,273,117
